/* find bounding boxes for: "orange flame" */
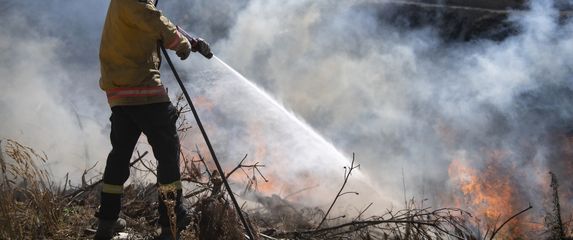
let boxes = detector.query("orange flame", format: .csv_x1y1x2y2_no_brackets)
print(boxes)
447,151,531,238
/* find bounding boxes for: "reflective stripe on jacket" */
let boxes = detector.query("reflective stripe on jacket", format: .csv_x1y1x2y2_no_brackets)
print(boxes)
99,0,190,107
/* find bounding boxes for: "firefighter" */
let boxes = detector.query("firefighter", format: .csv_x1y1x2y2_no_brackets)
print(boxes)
95,0,210,239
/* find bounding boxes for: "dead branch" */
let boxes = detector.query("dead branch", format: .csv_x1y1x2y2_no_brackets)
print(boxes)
226,154,268,186
136,151,157,178
283,184,319,200
489,204,533,240
194,145,212,178
184,187,210,199
353,202,374,221
64,151,149,199
278,208,467,239
174,93,192,133
225,154,248,179
81,162,99,188
316,153,359,229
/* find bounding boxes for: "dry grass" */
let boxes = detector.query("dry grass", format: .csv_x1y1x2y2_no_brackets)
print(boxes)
194,196,246,240
0,137,254,239
2,126,572,240
0,139,92,239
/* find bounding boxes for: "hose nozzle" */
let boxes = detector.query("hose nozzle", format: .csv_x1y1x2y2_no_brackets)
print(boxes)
177,26,213,59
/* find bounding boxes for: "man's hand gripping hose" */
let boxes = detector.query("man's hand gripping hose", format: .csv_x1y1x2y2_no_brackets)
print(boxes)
177,26,213,59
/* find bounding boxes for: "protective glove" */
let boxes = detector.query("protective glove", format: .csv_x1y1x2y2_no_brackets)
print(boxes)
191,38,213,59
176,41,192,60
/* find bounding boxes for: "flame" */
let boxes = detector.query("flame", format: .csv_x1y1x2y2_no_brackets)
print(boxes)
443,132,573,239
448,151,529,238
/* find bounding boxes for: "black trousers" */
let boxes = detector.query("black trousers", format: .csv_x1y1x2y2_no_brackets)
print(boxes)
98,102,184,226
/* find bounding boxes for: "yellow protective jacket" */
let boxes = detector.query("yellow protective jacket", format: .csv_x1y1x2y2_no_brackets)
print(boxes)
99,0,190,107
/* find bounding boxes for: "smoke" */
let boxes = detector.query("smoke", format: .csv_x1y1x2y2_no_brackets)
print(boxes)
0,1,110,179
209,0,573,229
2,0,573,235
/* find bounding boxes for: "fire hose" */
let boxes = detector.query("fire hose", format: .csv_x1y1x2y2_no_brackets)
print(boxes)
154,1,256,239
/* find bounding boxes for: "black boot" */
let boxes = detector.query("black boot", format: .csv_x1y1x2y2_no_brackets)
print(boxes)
94,218,126,240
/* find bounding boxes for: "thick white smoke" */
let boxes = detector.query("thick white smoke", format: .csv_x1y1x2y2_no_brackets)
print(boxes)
0,5,109,180
209,0,573,231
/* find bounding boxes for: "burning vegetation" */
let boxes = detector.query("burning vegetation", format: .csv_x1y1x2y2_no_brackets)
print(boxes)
1,137,572,239
0,138,517,240
1,95,572,240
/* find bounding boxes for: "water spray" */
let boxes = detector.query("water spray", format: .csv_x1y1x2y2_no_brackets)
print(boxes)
160,42,255,240
212,56,352,160
154,1,255,239
210,56,390,201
